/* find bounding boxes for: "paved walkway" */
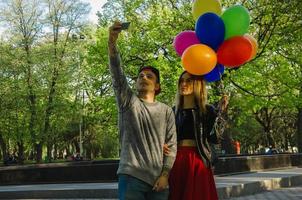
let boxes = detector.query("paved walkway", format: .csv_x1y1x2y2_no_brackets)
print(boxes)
0,167,302,199
228,186,302,200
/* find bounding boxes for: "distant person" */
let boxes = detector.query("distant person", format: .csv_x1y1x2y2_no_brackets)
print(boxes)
72,152,82,161
266,146,273,155
166,71,228,200
232,140,241,155
108,21,177,200
266,146,278,155
4,152,17,165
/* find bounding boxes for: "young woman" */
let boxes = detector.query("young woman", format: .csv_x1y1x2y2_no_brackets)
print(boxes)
168,71,226,200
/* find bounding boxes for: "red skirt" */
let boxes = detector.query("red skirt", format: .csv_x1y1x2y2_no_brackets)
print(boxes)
169,146,218,200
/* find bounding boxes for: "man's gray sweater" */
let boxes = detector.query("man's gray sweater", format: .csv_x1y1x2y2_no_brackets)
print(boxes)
109,53,177,186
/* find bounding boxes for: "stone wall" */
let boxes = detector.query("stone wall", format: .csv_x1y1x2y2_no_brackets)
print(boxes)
0,154,301,185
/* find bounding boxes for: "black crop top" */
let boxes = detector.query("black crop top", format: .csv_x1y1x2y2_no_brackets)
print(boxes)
177,109,196,141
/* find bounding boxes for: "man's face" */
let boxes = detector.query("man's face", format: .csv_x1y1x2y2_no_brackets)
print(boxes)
179,72,194,96
136,70,159,94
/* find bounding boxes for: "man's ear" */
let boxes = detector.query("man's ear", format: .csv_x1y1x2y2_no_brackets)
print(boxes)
154,83,161,95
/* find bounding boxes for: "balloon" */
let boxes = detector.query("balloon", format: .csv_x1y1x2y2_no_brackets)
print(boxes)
192,0,222,21
217,36,252,67
244,34,258,60
204,64,224,82
173,31,200,56
181,44,217,75
221,5,250,39
195,12,225,50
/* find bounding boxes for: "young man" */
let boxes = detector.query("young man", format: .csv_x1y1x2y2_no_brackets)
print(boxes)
108,21,177,200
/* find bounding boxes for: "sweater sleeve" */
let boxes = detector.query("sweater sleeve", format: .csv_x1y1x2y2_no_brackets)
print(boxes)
109,53,133,111
163,108,177,171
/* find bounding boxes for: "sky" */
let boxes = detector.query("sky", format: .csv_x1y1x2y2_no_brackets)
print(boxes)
0,0,107,35
85,0,107,24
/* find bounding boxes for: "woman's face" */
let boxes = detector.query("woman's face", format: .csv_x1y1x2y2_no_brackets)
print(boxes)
179,72,194,96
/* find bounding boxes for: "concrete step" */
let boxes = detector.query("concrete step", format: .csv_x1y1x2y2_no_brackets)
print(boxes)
0,167,301,199
216,167,302,199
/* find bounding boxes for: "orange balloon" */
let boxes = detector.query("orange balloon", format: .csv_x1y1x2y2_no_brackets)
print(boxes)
181,44,217,75
244,34,258,60
217,36,252,67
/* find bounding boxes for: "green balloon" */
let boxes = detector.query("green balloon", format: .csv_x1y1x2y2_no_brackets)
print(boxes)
222,5,250,39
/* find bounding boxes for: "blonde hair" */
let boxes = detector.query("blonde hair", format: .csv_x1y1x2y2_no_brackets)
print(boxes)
175,71,207,114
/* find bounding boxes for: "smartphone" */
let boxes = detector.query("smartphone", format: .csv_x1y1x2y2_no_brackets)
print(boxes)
121,22,130,30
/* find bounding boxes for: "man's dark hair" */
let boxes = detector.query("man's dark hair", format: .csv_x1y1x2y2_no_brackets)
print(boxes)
139,66,160,84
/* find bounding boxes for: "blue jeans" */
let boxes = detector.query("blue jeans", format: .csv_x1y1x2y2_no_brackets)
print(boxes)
118,174,169,200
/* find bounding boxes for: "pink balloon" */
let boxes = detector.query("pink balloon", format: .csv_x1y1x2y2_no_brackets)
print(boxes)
173,31,200,56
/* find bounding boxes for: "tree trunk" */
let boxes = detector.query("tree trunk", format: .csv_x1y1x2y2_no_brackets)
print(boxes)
86,145,92,160
0,135,7,162
53,144,58,160
46,142,52,162
66,147,71,159
25,45,39,163
17,141,24,164
36,143,43,163
73,141,80,154
284,134,289,151
255,107,276,148
297,108,302,153
265,128,275,148
43,67,58,158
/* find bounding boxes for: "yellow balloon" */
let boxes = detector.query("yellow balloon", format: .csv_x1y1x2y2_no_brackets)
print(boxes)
181,44,217,75
192,0,222,21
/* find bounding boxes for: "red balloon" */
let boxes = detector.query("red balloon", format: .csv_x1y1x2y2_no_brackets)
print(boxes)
217,36,252,67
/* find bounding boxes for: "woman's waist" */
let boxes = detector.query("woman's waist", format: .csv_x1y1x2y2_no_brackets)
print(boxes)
178,139,197,147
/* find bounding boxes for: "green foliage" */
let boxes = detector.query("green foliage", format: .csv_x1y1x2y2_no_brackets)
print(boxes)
0,0,301,162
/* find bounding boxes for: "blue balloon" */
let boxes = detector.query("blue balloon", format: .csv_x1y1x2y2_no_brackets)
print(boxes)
204,64,225,82
195,12,225,51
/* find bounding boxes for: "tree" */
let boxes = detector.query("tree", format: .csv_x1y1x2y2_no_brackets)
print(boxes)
42,0,90,162
0,0,301,164
220,0,302,151
0,0,44,163
0,0,91,162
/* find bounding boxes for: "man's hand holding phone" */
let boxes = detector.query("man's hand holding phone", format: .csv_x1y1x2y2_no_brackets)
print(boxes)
109,21,130,43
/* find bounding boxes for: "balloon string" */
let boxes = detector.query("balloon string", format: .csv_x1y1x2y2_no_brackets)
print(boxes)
214,71,228,139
